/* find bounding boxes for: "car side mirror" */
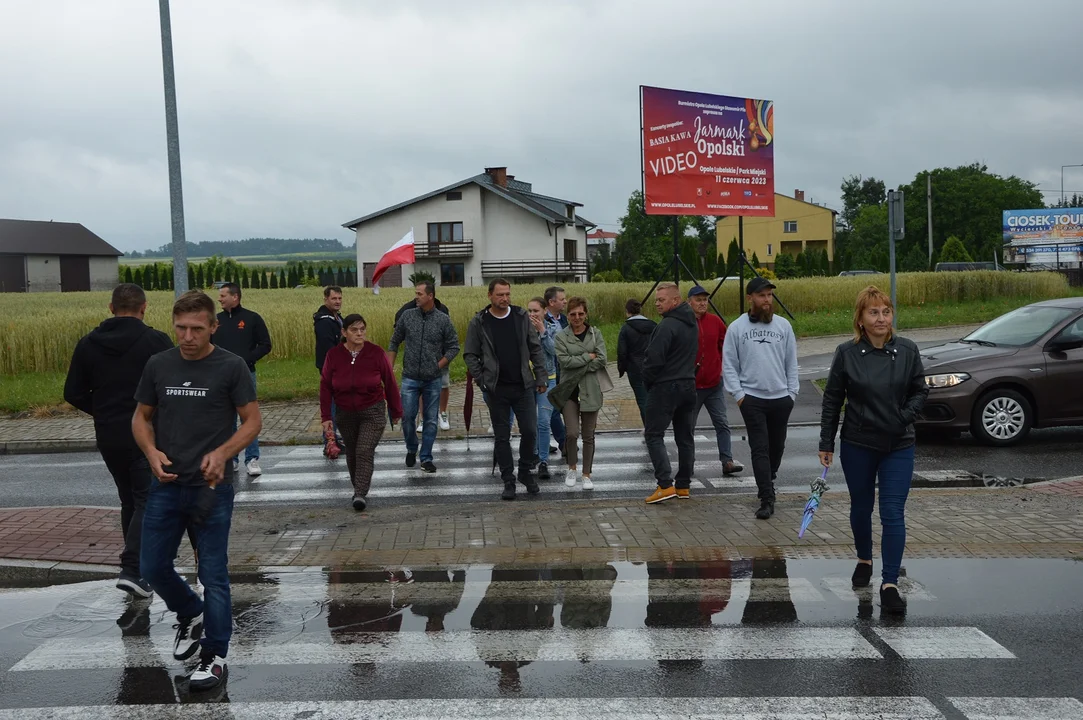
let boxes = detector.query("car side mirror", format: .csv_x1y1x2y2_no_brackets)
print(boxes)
1047,337,1083,353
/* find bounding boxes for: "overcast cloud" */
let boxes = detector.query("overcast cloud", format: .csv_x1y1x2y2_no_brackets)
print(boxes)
1,0,1080,253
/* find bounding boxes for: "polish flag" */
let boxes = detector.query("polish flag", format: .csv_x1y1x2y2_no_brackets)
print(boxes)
371,229,415,287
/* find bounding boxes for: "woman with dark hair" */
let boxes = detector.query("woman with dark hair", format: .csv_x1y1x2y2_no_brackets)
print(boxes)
550,297,609,489
617,298,656,425
818,286,928,614
320,314,403,511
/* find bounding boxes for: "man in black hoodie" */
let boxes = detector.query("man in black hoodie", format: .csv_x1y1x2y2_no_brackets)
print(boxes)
313,285,345,449
641,282,699,504
212,283,272,476
64,283,174,597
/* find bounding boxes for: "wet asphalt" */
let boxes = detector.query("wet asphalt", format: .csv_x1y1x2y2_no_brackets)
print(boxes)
0,558,1080,714
2,427,1081,511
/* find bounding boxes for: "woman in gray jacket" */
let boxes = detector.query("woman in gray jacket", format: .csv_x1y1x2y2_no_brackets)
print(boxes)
549,297,608,490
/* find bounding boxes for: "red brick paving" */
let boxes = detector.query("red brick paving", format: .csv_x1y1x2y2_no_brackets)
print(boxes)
1030,478,1083,497
0,506,122,566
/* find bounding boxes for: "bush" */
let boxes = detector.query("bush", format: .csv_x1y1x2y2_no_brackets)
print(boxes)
591,270,625,282
408,270,436,286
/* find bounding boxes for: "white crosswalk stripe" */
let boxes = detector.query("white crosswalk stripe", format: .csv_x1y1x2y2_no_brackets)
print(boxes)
235,432,753,505
948,697,1083,719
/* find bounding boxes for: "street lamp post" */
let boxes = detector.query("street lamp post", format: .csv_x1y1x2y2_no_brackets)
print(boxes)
159,0,188,296
1061,164,1083,207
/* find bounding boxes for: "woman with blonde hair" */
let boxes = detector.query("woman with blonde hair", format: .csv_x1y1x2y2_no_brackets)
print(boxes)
549,297,609,490
818,286,928,614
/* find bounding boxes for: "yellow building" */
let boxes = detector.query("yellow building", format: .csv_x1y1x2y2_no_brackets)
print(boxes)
715,190,836,269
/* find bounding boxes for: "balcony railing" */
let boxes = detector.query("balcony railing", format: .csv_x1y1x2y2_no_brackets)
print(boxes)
481,260,588,277
414,240,473,258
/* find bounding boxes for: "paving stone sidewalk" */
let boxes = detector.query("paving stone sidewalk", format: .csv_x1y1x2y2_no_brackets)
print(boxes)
0,324,981,454
2,481,1079,577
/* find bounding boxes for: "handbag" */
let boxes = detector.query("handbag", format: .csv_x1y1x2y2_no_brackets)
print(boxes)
591,327,615,393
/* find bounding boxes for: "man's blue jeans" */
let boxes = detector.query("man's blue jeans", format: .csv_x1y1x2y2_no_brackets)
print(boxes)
140,481,235,658
535,378,558,463
401,376,442,463
839,442,915,586
232,370,259,463
694,382,733,464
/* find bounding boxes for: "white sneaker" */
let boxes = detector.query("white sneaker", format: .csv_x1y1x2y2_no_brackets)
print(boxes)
439,412,450,431
565,468,578,487
190,653,227,691
245,459,262,476
582,476,594,490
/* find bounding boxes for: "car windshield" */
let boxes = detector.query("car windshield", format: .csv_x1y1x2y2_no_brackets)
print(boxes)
963,306,1076,347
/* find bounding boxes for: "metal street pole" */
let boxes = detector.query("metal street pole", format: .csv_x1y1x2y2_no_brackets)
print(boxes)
159,0,188,296
926,174,933,266
887,190,904,330
1062,164,1083,207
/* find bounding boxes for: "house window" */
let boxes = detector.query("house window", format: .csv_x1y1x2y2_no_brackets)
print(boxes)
428,222,464,244
783,221,798,233
446,191,462,201
566,204,575,219
767,243,773,256
564,238,578,261
440,263,465,286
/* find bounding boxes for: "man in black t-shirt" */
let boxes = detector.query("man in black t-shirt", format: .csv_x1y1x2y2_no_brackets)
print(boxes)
133,290,261,693
463,278,548,500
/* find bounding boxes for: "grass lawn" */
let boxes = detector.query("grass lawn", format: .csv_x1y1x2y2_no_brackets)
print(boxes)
0,295,1059,415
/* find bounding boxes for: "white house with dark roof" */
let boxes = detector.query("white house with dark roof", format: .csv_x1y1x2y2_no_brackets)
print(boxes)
343,167,594,287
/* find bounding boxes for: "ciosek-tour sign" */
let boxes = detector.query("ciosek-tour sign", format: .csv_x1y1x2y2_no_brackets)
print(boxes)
1003,208,1083,255
641,85,775,217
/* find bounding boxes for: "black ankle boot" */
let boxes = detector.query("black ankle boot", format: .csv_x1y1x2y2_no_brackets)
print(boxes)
501,482,516,501
880,585,907,614
852,562,873,588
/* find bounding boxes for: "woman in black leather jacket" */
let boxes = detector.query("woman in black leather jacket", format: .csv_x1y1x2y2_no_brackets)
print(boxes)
818,286,929,614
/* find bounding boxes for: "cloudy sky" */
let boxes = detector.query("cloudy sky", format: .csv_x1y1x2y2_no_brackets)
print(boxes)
1,0,1080,253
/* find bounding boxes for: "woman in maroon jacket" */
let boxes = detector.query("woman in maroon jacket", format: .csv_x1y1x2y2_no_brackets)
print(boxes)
320,314,403,511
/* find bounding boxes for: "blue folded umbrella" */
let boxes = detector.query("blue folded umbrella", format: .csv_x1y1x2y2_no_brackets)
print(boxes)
798,466,830,538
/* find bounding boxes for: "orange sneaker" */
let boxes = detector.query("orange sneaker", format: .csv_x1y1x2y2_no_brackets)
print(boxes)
675,488,690,499
645,486,677,504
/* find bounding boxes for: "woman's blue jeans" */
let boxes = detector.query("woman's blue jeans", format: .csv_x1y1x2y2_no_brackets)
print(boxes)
839,441,914,586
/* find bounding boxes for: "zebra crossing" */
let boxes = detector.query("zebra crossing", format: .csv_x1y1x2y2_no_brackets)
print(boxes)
234,432,780,506
1,565,1079,717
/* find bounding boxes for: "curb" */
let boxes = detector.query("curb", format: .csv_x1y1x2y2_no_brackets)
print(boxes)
0,558,119,585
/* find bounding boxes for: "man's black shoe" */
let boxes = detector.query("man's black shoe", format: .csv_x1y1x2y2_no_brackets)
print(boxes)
501,482,516,501
755,501,775,520
117,573,154,599
880,585,907,614
538,462,550,480
421,461,437,474
352,495,367,512
852,562,873,588
406,452,416,468
519,471,540,495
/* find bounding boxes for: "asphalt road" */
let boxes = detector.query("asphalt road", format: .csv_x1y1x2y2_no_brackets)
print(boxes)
0,558,1079,714
1,427,1081,510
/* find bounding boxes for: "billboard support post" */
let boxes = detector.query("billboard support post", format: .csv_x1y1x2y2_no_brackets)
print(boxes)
672,216,680,285
887,189,905,329
739,216,745,314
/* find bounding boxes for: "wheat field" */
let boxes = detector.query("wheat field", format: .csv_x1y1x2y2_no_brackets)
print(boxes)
0,272,1069,376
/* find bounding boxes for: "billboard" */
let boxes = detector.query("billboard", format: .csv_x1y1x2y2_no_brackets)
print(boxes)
1003,209,1083,263
641,85,775,217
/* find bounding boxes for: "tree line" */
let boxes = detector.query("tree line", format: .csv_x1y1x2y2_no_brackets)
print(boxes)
591,162,1051,281
125,237,352,259
119,255,357,291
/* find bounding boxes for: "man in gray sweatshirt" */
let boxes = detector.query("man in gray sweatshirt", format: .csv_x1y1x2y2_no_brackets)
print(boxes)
722,277,799,520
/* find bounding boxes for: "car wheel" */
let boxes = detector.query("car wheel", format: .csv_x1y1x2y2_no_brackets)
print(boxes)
971,389,1032,446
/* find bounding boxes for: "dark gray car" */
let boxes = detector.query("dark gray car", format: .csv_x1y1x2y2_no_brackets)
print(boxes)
916,297,1083,445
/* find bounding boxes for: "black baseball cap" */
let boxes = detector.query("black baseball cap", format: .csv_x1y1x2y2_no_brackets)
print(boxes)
687,284,709,299
746,276,777,294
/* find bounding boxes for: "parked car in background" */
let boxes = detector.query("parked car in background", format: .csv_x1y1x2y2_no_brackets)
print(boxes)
916,298,1083,445
838,270,881,277
934,262,1000,272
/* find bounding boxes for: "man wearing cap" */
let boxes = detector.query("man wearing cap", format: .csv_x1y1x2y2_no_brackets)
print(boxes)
722,277,799,520
687,285,745,479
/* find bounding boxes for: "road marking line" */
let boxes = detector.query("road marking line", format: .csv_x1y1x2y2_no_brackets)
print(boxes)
874,627,1015,659
10,627,882,670
948,696,1083,720
0,696,945,720
820,576,937,602
284,434,714,457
